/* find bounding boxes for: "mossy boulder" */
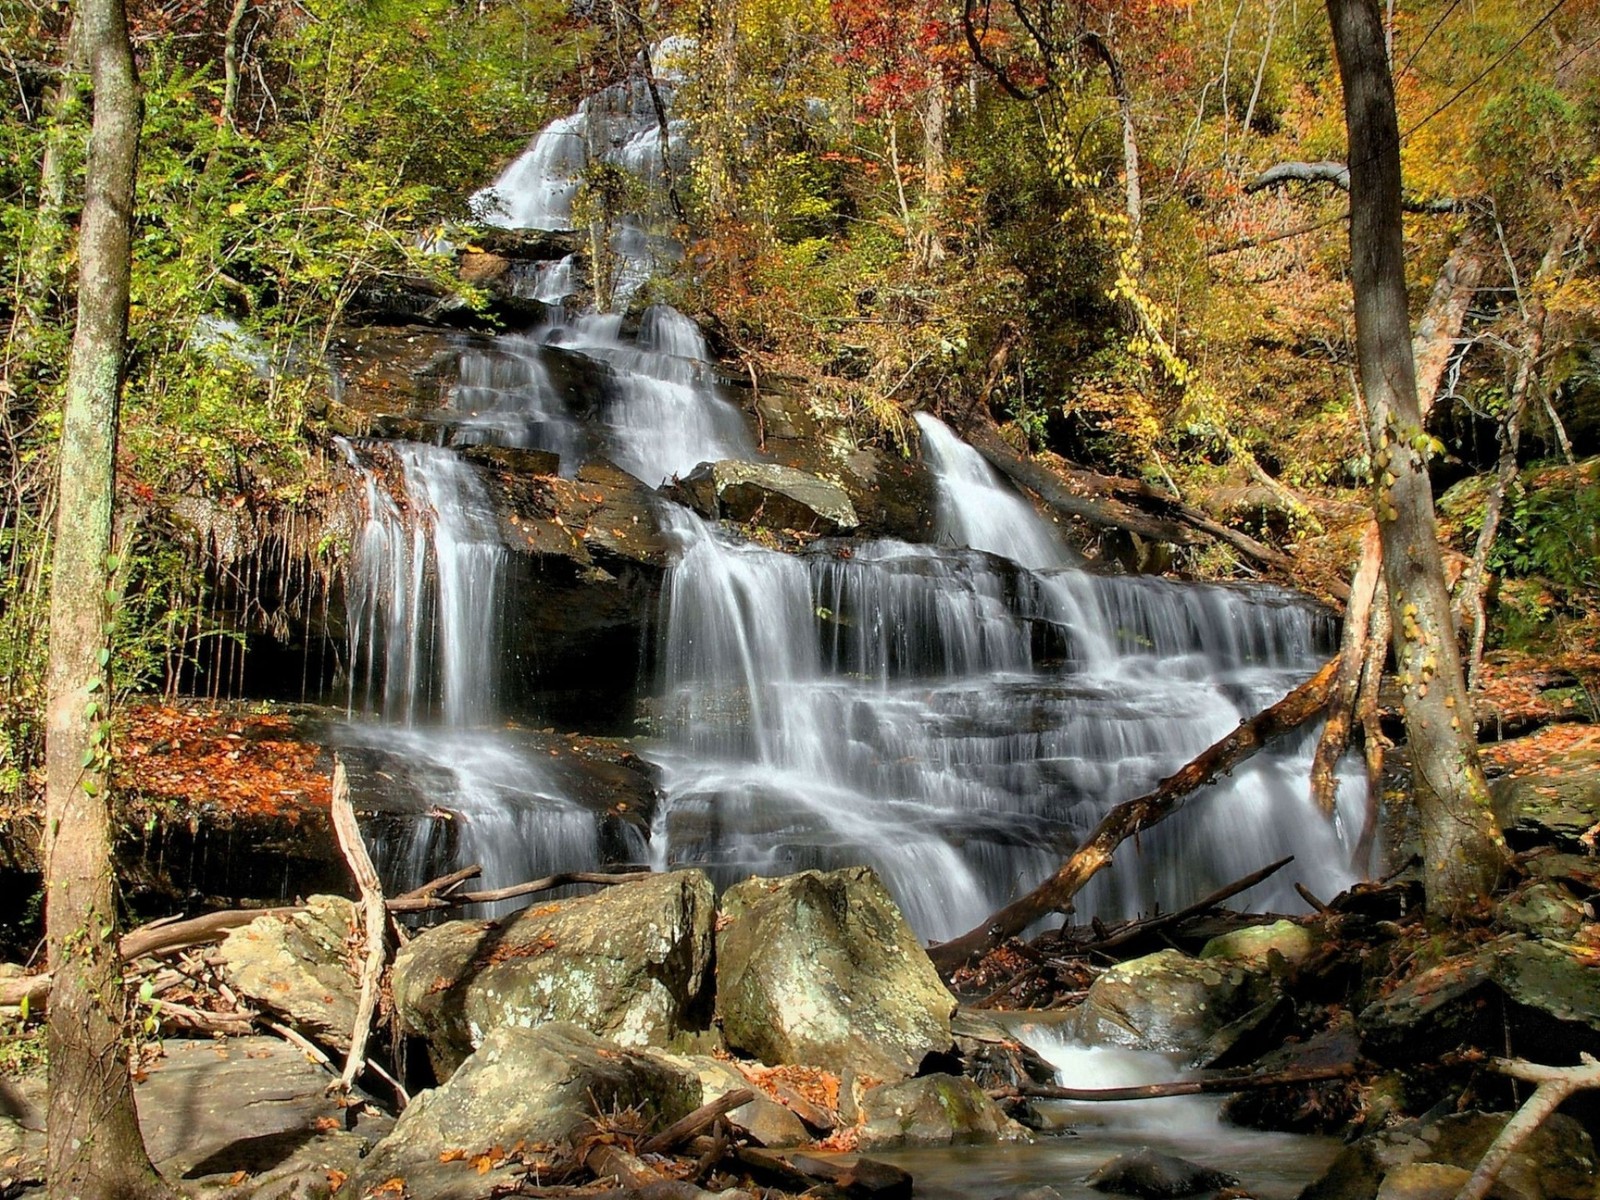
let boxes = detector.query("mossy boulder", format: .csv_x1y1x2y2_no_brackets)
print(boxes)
857,1074,1028,1149
354,1023,700,1200
1068,949,1281,1063
392,870,715,1075
1200,919,1319,966
715,867,955,1083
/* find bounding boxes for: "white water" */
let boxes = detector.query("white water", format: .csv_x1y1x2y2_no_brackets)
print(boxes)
1018,1023,1219,1134
916,413,1073,570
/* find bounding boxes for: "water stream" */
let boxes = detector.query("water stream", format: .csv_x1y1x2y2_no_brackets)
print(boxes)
337,63,1364,939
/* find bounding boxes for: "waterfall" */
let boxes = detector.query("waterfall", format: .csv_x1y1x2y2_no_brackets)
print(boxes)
915,413,1073,570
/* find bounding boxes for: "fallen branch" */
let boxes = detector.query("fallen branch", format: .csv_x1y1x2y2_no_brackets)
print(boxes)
638,1089,755,1155
1455,1054,1600,1200
330,757,389,1092
385,869,656,913
1076,855,1296,954
929,658,1339,972
1010,1061,1356,1102
395,863,483,902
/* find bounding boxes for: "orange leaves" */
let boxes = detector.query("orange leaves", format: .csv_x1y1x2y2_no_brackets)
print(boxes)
117,702,331,823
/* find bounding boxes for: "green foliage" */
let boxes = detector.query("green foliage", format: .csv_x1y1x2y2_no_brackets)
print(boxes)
1492,469,1600,603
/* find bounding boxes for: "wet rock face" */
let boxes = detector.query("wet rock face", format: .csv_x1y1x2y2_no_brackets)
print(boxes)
355,1022,701,1200
1087,1149,1240,1199
1301,1111,1600,1200
715,867,956,1083
670,460,860,535
392,870,716,1075
856,1073,1028,1149
218,896,360,1051
1068,949,1281,1064
1492,747,1600,850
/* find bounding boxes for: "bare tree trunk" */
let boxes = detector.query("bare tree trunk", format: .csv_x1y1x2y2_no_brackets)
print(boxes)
41,0,169,1196
1085,33,1141,253
1326,0,1508,917
1311,522,1381,814
1464,224,1573,690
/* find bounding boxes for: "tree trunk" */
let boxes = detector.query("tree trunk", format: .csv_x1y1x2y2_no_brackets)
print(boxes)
920,77,948,264
1084,33,1141,253
1326,0,1508,917
42,0,168,1195
1310,522,1381,814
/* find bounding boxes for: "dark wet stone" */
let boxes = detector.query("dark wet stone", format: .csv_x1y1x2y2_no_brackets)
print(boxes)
1087,1148,1240,1198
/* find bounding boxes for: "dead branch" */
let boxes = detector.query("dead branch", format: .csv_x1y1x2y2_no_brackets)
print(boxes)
1245,160,1461,212
638,1089,755,1156
1077,855,1296,954
330,757,389,1092
929,658,1339,972
1455,1054,1600,1200
385,869,657,913
395,863,483,902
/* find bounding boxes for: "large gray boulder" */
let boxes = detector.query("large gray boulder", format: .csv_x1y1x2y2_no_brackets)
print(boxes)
715,867,956,1083
672,460,860,534
1068,949,1281,1063
218,896,360,1051
857,1074,1028,1150
393,870,715,1074
354,1023,701,1200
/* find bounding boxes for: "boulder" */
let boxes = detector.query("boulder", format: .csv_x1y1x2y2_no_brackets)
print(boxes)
354,1023,701,1200
1300,1111,1599,1200
857,1074,1028,1150
659,1054,812,1148
1491,746,1600,850
1199,919,1319,966
671,460,859,534
1067,949,1280,1063
715,867,956,1083
1086,1149,1240,1198
1374,1164,1477,1200
218,896,360,1051
1491,937,1600,1033
393,870,715,1074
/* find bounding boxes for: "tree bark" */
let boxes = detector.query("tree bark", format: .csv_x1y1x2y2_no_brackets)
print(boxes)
929,658,1338,971
42,0,169,1195
1326,0,1508,917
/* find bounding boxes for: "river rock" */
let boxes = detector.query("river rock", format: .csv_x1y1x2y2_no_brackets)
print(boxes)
393,870,715,1074
671,460,860,534
1300,1111,1599,1200
857,1074,1028,1149
218,895,360,1051
659,1054,812,1148
1494,880,1592,940
715,867,956,1083
354,1023,701,1200
1068,949,1280,1063
1086,1148,1240,1198
1491,745,1600,850
1199,919,1319,966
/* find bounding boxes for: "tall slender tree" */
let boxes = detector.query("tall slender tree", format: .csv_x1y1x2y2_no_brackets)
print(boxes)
42,0,172,1194
1325,0,1509,917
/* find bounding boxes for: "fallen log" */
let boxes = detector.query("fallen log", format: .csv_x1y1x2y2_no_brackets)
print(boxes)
1456,1054,1600,1200
1075,855,1295,955
929,658,1339,972
1009,1062,1357,1102
736,1148,913,1200
385,868,657,912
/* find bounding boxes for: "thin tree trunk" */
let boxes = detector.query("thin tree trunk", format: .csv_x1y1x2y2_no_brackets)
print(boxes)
220,0,249,124
1326,0,1508,917
42,0,168,1195
1311,522,1381,814
1464,224,1573,690
929,659,1338,972
1352,581,1390,871
1085,33,1141,253
921,77,948,264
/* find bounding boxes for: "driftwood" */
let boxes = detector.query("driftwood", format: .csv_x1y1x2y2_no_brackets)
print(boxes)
929,658,1339,972
330,758,389,1092
737,1148,913,1200
1010,1061,1356,1102
1455,1055,1600,1200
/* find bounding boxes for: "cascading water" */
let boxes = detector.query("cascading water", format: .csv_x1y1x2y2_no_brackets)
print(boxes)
338,53,1364,939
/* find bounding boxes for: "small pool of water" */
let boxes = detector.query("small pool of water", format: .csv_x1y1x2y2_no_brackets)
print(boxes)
867,1125,1338,1200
